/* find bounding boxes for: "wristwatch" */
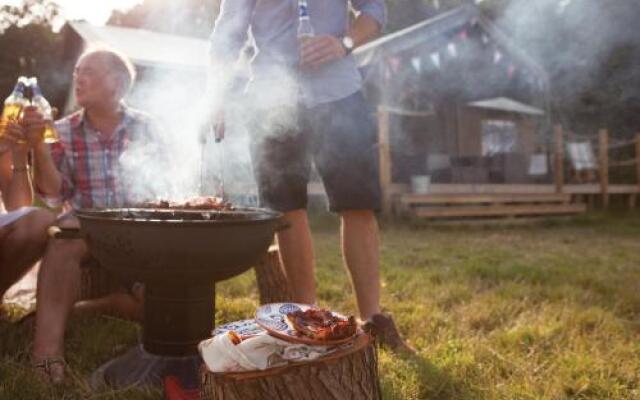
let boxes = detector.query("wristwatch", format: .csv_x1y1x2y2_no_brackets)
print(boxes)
341,36,355,55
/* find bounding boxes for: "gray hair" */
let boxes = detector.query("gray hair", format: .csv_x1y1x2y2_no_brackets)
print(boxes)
79,47,136,99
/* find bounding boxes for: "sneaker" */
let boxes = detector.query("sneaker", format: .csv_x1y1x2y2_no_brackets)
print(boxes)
362,313,416,355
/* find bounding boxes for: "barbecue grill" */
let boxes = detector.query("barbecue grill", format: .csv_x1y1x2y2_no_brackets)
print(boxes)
63,206,284,388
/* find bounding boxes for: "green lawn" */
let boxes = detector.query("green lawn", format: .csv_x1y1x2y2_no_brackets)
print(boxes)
1,212,639,399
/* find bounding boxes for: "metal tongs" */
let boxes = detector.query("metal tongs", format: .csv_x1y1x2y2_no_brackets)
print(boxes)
199,117,225,200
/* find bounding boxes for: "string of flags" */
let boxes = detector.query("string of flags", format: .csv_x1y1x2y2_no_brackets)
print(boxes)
383,20,545,91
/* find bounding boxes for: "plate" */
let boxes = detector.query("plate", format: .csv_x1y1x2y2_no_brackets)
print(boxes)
212,319,265,339
255,302,358,346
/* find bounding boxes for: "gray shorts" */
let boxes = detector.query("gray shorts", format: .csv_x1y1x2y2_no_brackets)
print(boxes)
249,91,381,213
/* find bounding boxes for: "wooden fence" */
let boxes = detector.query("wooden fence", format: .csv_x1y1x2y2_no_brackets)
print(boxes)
554,125,640,208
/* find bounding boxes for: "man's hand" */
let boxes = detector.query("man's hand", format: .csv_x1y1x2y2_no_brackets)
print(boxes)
19,106,47,146
300,35,346,68
2,120,29,152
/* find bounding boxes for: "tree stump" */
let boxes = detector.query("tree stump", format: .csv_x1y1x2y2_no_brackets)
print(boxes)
253,245,293,304
201,334,381,400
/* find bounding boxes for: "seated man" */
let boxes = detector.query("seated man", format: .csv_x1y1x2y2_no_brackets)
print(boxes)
0,126,55,305
24,48,160,383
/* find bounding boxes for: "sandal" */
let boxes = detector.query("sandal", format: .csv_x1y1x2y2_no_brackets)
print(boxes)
32,357,67,384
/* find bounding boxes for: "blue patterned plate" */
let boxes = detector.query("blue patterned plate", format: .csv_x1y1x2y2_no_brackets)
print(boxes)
255,302,357,346
212,319,265,339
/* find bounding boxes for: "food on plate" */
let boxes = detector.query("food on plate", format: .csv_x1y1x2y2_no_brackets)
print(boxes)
286,308,357,341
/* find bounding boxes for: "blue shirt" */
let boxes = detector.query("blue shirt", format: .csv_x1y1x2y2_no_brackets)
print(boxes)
209,0,386,107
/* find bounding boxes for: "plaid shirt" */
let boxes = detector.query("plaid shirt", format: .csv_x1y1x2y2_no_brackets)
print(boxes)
40,106,158,210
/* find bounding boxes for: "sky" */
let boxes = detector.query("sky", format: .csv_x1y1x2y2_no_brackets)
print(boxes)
1,0,143,25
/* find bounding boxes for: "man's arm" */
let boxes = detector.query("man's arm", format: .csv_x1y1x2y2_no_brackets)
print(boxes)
0,123,33,210
206,0,256,139
20,106,63,197
300,12,383,68
300,0,386,68
0,150,13,207
207,0,255,104
32,141,62,197
5,148,33,210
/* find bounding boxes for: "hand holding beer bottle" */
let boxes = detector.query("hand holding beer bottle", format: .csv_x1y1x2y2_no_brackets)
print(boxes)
27,77,59,143
297,0,348,68
19,105,49,147
0,77,29,142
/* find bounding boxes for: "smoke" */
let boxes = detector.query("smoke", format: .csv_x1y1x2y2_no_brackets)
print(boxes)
493,0,640,128
117,46,300,205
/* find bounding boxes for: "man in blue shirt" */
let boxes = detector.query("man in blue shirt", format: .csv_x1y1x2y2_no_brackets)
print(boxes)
209,0,413,353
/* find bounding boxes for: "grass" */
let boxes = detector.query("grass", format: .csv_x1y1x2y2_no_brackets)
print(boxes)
1,211,640,399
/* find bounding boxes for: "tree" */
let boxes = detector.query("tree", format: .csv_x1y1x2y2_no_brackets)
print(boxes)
0,0,65,112
0,0,60,32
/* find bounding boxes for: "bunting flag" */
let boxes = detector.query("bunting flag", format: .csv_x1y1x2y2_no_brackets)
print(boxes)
447,42,457,58
377,23,537,83
430,52,441,69
411,56,422,72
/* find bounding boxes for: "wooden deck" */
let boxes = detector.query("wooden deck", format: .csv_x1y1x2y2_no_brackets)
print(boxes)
396,184,638,219
309,182,638,219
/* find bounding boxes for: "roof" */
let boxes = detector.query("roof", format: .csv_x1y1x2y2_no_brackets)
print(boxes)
354,4,548,82
468,97,545,115
66,21,209,70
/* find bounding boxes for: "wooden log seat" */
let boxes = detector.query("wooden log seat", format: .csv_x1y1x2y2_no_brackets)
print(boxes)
200,333,381,400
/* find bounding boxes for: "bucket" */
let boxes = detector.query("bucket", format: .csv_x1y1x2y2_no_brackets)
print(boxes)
411,175,431,194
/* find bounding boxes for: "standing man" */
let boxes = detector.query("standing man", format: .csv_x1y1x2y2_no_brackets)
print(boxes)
0,124,55,303
25,48,156,382
209,0,413,353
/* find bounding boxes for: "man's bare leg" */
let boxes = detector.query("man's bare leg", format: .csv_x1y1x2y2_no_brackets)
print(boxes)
340,210,381,320
341,209,414,353
276,209,316,304
32,217,87,382
0,209,55,298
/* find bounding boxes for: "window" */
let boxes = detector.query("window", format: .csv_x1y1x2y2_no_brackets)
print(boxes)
481,120,518,156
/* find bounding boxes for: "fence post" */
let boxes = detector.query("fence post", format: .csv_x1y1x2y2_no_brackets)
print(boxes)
554,124,564,193
378,106,392,217
598,129,609,208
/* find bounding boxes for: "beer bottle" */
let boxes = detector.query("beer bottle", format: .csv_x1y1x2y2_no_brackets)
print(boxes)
28,77,58,143
0,76,29,139
297,0,315,43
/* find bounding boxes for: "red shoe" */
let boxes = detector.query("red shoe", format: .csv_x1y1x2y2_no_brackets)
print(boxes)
164,376,200,400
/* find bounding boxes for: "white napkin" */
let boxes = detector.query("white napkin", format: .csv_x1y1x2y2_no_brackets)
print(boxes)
199,332,257,372
199,332,336,373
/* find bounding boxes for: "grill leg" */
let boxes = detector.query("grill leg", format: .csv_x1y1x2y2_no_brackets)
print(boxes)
143,283,215,356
